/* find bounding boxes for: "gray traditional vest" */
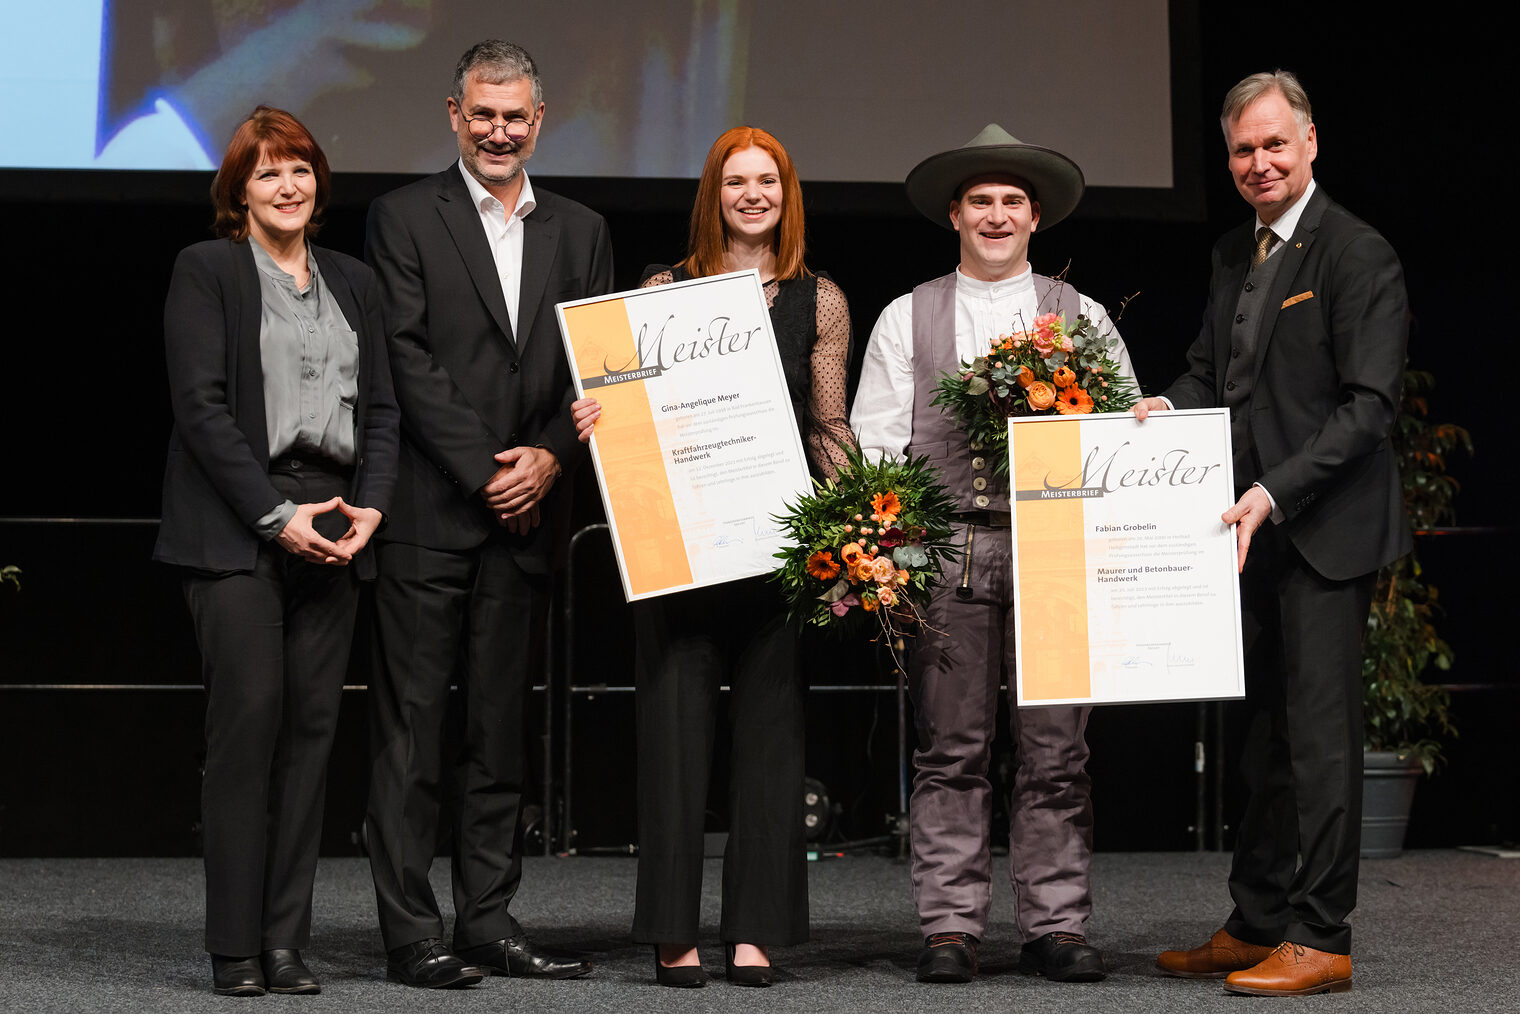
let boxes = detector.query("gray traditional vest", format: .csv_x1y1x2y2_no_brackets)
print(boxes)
907,271,1081,513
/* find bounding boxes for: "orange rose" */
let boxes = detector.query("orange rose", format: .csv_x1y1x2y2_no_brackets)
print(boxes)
877,586,897,608
1026,381,1057,411
1034,312,1062,331
839,542,863,566
1052,366,1076,387
862,595,880,613
1055,386,1094,415
1015,366,1036,389
806,551,840,580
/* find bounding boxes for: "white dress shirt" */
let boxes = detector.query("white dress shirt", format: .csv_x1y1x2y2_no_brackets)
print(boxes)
458,161,538,339
852,266,1135,460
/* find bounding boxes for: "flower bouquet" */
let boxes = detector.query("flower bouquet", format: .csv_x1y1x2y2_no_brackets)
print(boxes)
931,310,1138,476
774,447,957,638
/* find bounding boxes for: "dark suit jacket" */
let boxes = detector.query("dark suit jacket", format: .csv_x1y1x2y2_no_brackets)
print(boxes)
364,167,614,570
1162,186,1412,581
152,238,400,578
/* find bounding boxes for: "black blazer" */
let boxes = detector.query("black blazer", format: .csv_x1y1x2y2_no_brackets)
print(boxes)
152,238,400,578
364,167,614,570
1163,186,1412,581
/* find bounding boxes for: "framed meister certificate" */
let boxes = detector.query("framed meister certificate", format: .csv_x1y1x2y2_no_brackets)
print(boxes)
557,269,811,601
1008,409,1246,706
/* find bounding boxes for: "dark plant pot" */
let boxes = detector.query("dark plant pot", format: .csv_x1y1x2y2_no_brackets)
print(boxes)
1361,749,1423,858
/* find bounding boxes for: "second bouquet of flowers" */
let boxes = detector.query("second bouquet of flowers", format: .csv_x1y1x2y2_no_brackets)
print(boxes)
932,309,1138,476
774,447,957,639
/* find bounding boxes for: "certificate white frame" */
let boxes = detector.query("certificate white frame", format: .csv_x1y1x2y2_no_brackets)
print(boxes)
1008,408,1246,707
557,269,811,601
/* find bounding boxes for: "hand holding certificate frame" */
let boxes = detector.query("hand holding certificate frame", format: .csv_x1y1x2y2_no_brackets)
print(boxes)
1009,409,1245,706
558,269,811,600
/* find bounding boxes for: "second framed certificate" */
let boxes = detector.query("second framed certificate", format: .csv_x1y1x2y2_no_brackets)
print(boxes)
1009,409,1246,707
558,270,811,601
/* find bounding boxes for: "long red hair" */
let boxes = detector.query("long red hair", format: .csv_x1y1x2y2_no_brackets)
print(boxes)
678,126,810,281
210,106,331,242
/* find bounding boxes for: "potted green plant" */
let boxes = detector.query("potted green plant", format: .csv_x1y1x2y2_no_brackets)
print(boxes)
1360,368,1469,858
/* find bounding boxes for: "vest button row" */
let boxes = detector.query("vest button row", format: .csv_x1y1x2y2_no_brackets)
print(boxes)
971,456,986,470
969,439,985,451
1235,313,1246,324
974,494,990,508
973,478,987,491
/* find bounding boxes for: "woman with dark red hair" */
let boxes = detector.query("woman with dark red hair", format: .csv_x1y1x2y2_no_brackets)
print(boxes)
573,126,853,987
153,106,398,996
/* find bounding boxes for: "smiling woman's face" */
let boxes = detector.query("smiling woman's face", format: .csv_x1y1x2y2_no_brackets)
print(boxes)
719,146,783,242
244,149,315,248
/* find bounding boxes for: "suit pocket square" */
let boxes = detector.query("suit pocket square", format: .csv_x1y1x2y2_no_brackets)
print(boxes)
1281,290,1314,309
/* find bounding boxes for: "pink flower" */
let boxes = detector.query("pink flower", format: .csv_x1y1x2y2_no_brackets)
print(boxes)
829,592,861,617
871,556,898,582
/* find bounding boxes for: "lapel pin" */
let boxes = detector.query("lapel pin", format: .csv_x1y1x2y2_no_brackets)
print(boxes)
1295,242,1302,248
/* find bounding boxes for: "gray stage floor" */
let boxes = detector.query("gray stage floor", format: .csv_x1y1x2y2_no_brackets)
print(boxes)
1,850,1515,1013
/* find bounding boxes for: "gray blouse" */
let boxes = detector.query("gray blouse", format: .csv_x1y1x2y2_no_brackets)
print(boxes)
249,241,359,538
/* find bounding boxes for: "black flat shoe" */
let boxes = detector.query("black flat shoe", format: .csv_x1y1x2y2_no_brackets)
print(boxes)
653,945,707,988
386,938,485,989
724,944,775,987
211,954,266,997
261,948,320,994
916,932,978,983
1018,931,1106,982
458,933,593,979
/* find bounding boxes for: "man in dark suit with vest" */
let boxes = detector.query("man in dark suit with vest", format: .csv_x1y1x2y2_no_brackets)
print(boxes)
1141,70,1411,997
853,126,1137,985
363,39,613,988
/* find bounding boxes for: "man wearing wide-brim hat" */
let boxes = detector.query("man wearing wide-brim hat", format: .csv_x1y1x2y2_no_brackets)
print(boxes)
852,125,1137,984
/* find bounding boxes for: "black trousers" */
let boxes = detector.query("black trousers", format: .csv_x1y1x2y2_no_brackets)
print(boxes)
1224,519,1375,955
365,539,547,951
630,577,808,946
185,467,356,956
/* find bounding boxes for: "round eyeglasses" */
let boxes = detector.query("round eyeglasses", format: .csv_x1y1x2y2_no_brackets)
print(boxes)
464,114,536,142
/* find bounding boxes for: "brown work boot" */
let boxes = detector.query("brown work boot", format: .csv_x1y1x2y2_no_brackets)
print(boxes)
1155,927,1275,978
1224,941,1352,996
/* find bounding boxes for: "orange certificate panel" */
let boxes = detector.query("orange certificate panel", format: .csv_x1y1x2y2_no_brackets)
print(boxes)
558,270,811,601
1008,410,1245,707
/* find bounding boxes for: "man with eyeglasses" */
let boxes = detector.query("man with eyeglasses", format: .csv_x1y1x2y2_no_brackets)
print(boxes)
363,38,613,989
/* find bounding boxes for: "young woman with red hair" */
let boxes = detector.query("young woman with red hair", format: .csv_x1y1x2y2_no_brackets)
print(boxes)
573,126,853,987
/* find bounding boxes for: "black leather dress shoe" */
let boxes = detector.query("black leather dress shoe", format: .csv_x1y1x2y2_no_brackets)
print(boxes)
386,938,485,989
1018,931,1107,982
261,948,320,994
916,932,978,983
458,934,593,979
211,954,266,997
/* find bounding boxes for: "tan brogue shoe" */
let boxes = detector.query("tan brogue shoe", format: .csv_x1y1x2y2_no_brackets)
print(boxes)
1155,927,1276,978
1223,941,1352,996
